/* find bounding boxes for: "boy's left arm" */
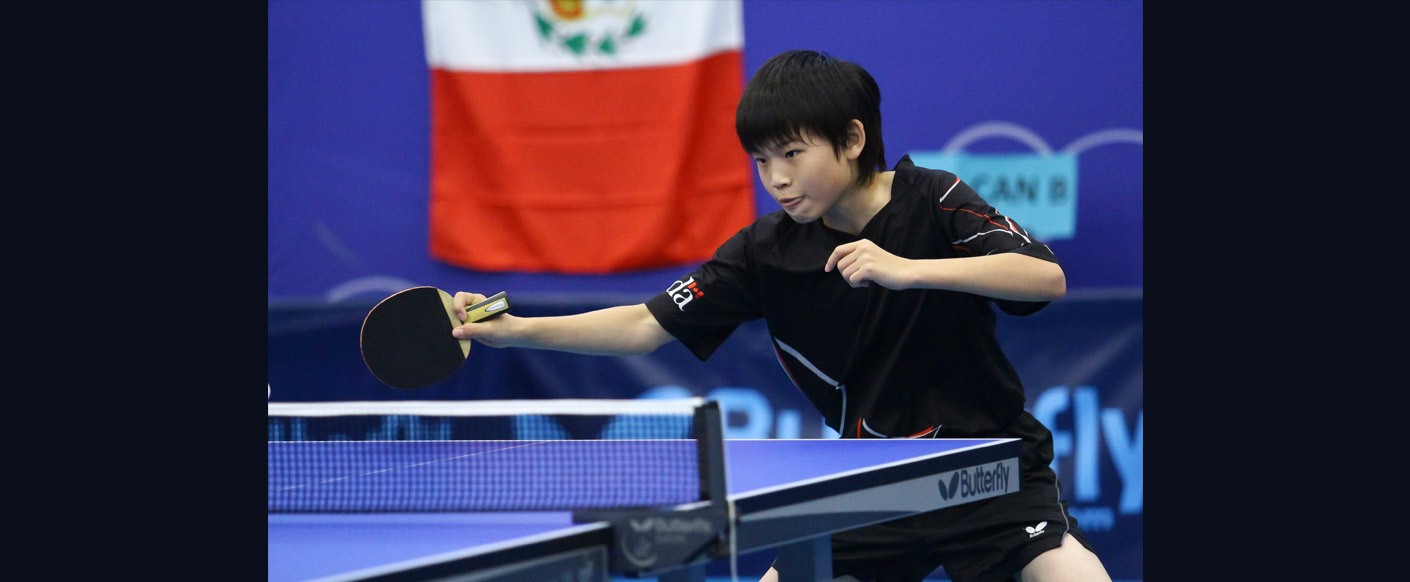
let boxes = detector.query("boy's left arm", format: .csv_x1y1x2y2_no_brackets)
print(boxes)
825,239,1065,302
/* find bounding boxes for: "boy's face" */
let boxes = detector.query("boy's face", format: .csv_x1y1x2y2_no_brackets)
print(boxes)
749,131,859,225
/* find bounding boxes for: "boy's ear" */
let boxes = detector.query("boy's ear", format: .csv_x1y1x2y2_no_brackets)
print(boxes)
845,119,866,160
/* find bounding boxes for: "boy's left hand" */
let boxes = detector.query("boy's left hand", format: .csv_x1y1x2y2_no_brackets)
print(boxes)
824,239,913,289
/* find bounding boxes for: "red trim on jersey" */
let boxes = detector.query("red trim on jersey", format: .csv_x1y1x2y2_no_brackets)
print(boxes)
938,205,1014,233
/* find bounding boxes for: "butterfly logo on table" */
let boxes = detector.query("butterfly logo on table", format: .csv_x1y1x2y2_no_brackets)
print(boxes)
620,515,714,568
938,472,962,500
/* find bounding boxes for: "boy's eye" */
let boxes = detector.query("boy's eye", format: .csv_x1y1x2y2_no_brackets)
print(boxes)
784,150,799,158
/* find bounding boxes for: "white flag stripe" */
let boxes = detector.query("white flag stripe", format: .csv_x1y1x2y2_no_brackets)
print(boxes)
424,0,743,72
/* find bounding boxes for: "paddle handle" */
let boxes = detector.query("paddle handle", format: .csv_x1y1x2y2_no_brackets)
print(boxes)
463,291,511,323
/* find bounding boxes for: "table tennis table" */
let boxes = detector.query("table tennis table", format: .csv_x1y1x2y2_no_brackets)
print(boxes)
269,437,1021,582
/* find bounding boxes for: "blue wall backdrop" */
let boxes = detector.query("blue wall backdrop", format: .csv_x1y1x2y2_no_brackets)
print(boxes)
269,0,1142,302
268,1,1142,579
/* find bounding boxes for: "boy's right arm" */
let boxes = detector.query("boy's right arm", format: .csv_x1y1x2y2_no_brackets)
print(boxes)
450,292,674,356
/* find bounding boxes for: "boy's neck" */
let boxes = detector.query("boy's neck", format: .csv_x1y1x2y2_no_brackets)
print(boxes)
822,171,895,235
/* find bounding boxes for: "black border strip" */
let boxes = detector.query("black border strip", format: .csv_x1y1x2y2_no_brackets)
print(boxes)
346,522,613,581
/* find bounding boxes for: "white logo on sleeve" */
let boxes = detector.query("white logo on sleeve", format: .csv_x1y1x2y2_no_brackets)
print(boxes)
1025,521,1048,538
665,277,703,310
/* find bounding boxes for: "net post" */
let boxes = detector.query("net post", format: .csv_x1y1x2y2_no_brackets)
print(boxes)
692,399,727,504
568,399,731,577
693,399,734,560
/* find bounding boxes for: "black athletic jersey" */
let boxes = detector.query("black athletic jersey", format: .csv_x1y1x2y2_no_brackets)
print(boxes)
645,155,1058,438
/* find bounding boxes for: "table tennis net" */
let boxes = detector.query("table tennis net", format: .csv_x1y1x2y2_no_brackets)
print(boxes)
268,399,713,513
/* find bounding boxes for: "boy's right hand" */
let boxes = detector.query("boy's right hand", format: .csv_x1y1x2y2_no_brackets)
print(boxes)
450,291,518,347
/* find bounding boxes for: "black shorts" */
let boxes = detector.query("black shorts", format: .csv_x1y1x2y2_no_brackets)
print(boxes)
773,412,1096,582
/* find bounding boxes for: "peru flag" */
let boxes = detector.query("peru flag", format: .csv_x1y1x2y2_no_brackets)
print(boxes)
422,0,755,273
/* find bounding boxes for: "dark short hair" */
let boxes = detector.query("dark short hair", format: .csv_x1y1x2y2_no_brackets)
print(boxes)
736,50,886,185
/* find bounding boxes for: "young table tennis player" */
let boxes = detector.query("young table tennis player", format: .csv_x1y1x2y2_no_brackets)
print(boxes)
449,49,1110,582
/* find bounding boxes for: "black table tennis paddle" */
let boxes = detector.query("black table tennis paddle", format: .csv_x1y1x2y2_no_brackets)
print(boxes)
359,287,510,389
